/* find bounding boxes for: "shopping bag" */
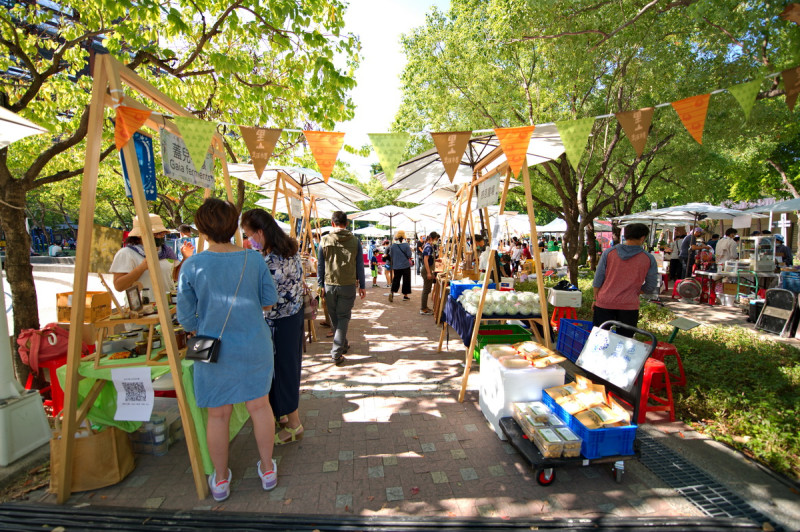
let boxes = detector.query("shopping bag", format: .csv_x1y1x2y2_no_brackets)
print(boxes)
303,285,318,320
49,419,135,493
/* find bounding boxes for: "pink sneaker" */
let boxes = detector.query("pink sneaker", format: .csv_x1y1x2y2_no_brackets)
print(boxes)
257,459,278,491
208,468,231,502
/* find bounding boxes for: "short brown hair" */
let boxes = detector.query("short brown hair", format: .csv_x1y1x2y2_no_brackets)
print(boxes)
195,198,239,243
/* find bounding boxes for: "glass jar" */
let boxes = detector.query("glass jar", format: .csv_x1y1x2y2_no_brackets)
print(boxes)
134,340,148,356
174,327,187,350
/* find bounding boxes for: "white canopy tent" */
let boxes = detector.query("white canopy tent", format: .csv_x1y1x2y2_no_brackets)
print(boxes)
0,107,48,148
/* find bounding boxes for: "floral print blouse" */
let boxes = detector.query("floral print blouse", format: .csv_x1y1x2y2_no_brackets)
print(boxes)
264,252,304,322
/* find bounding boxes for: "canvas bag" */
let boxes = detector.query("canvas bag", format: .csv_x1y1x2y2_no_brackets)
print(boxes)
17,323,88,375
49,418,135,493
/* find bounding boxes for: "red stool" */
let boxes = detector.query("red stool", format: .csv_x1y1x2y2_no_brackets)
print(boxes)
24,356,68,415
550,306,577,330
671,278,684,299
647,341,686,387
637,359,675,424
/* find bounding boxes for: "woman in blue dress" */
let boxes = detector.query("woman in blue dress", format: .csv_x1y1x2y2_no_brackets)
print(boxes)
241,208,305,445
177,199,279,502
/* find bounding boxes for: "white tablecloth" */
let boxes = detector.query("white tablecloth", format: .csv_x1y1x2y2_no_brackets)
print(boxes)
540,251,565,269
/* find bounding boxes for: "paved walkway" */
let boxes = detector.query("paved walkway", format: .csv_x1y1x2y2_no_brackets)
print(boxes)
10,274,800,527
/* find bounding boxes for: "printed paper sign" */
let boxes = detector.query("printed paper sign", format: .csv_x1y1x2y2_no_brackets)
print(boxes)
120,131,157,201
732,215,752,229
161,128,215,189
289,196,303,220
476,175,500,210
491,216,502,250
112,367,154,421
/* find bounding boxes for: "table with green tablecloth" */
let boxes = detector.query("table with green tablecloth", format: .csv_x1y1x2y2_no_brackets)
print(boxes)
56,356,249,475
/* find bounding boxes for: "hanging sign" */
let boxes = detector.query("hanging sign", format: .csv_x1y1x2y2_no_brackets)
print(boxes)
615,107,653,157
727,79,762,121
368,132,410,182
732,215,752,229
160,128,215,189
289,196,303,220
172,116,218,173
494,126,535,177
120,131,157,201
671,94,711,144
783,65,800,112
240,126,281,180
476,174,500,210
431,131,471,182
556,118,595,171
112,367,154,421
304,131,345,182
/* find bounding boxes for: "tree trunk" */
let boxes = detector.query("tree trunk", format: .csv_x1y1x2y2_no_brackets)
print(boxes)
587,226,599,270
561,223,581,285
0,182,39,384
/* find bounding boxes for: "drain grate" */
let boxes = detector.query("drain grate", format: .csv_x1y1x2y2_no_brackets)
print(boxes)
638,432,784,531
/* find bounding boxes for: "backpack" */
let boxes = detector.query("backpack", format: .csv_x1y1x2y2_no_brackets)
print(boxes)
16,323,88,375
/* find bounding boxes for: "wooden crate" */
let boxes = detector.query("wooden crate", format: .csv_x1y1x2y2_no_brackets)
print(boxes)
57,291,112,323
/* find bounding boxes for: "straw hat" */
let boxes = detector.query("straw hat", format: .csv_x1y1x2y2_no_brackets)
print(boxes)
395,230,406,239
128,214,169,237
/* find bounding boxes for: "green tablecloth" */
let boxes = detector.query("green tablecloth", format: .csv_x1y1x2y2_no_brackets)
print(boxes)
56,356,249,474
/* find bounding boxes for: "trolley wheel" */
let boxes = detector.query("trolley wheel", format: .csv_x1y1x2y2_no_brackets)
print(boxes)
536,468,555,486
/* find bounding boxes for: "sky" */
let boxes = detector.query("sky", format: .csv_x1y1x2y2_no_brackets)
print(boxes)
339,0,450,181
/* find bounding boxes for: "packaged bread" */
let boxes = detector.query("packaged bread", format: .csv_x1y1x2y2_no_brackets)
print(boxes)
531,353,567,368
514,341,549,359
556,395,587,415
573,390,608,409
499,355,530,369
485,344,517,359
532,427,565,458
554,426,582,457
525,401,551,422
575,404,626,429
606,396,632,427
546,383,579,401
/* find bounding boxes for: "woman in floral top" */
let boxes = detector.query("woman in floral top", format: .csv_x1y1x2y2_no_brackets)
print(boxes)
242,208,305,445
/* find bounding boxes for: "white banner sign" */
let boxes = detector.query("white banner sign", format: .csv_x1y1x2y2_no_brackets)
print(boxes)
160,128,215,189
290,196,303,220
476,175,500,210
732,215,752,229
112,367,154,421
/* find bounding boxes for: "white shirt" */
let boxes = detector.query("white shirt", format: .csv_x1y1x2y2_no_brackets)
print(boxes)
109,246,175,294
48,244,62,257
715,236,738,265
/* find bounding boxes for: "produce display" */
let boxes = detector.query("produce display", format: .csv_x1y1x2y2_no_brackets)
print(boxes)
457,288,541,316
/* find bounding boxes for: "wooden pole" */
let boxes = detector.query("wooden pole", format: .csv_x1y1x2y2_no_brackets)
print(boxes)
521,164,552,348
499,167,512,215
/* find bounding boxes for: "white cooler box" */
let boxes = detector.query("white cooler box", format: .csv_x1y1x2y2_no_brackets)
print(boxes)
547,288,582,308
478,348,565,440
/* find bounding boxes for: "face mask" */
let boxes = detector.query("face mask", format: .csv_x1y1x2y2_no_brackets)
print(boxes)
248,236,262,251
154,237,165,247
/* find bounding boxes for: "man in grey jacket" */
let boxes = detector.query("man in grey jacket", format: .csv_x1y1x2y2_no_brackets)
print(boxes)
318,211,366,365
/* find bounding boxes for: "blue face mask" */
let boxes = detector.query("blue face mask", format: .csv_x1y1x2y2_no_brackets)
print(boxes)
248,236,262,250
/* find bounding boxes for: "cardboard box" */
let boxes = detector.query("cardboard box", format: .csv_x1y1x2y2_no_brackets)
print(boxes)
56,291,112,323
722,282,738,295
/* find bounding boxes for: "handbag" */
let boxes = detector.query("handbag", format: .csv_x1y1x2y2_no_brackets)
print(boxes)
303,284,318,320
185,252,247,363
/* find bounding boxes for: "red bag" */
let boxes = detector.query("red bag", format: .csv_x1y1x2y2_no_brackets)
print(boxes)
17,323,87,375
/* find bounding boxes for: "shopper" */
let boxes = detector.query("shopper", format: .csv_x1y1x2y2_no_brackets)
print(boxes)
317,211,367,365
715,228,738,267
241,208,305,446
668,228,686,280
680,227,711,277
177,198,279,502
111,213,177,294
388,230,413,302
591,223,659,338
775,234,793,267
420,232,440,315
380,239,392,288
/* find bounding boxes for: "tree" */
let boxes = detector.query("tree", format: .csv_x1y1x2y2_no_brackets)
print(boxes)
395,0,797,282
1,0,359,380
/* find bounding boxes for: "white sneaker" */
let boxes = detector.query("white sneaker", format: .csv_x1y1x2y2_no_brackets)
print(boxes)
257,459,278,491
208,468,231,501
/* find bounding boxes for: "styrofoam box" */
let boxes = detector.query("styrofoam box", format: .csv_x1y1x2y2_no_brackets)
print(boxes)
0,391,52,466
478,348,565,440
547,288,582,308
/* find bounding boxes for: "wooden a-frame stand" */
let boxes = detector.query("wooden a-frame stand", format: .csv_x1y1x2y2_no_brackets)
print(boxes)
57,52,238,503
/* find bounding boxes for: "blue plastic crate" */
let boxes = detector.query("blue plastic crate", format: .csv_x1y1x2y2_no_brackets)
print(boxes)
556,319,593,363
780,271,800,293
449,280,496,300
542,390,637,459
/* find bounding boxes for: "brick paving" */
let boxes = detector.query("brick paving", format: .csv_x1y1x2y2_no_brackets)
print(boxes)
28,278,704,519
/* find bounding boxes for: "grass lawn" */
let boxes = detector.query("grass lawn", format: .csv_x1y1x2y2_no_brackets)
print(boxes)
518,275,800,481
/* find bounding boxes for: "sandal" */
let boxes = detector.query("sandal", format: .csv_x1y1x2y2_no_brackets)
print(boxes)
326,331,334,338
274,424,304,445
275,415,288,429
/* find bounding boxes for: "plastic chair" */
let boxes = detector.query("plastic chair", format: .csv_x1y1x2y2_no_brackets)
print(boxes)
550,306,577,330
671,279,685,300
637,359,675,424
646,340,686,387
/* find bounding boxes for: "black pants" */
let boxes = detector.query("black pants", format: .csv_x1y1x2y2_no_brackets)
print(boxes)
669,258,683,280
268,308,304,416
391,267,411,295
592,306,639,338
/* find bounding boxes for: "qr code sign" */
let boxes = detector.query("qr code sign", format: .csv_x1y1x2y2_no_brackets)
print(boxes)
121,381,147,402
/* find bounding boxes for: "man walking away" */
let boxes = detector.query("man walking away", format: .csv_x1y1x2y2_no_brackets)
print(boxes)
317,211,366,365
591,223,658,338
420,232,440,315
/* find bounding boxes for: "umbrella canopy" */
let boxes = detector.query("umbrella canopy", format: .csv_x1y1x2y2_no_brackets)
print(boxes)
535,218,612,233
350,205,433,237
0,107,48,148
377,124,565,191
743,197,800,213
255,196,359,219
651,202,754,220
353,225,388,237
395,177,521,205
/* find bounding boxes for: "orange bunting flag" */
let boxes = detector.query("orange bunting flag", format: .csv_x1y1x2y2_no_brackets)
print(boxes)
303,130,345,182
616,107,654,157
671,94,711,144
115,106,152,150
782,66,800,112
431,131,471,182
240,126,281,179
494,126,535,177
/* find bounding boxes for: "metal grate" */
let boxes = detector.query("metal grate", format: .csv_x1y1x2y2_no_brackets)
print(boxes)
638,432,784,531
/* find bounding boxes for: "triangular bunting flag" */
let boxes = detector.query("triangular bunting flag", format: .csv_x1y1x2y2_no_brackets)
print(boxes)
783,66,800,112
555,118,595,171
615,107,654,157
779,3,800,25
115,106,152,150
727,79,762,120
172,116,218,173
368,132,410,182
671,94,711,144
431,131,471,182
240,126,281,179
303,130,345,182
494,126,535,177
